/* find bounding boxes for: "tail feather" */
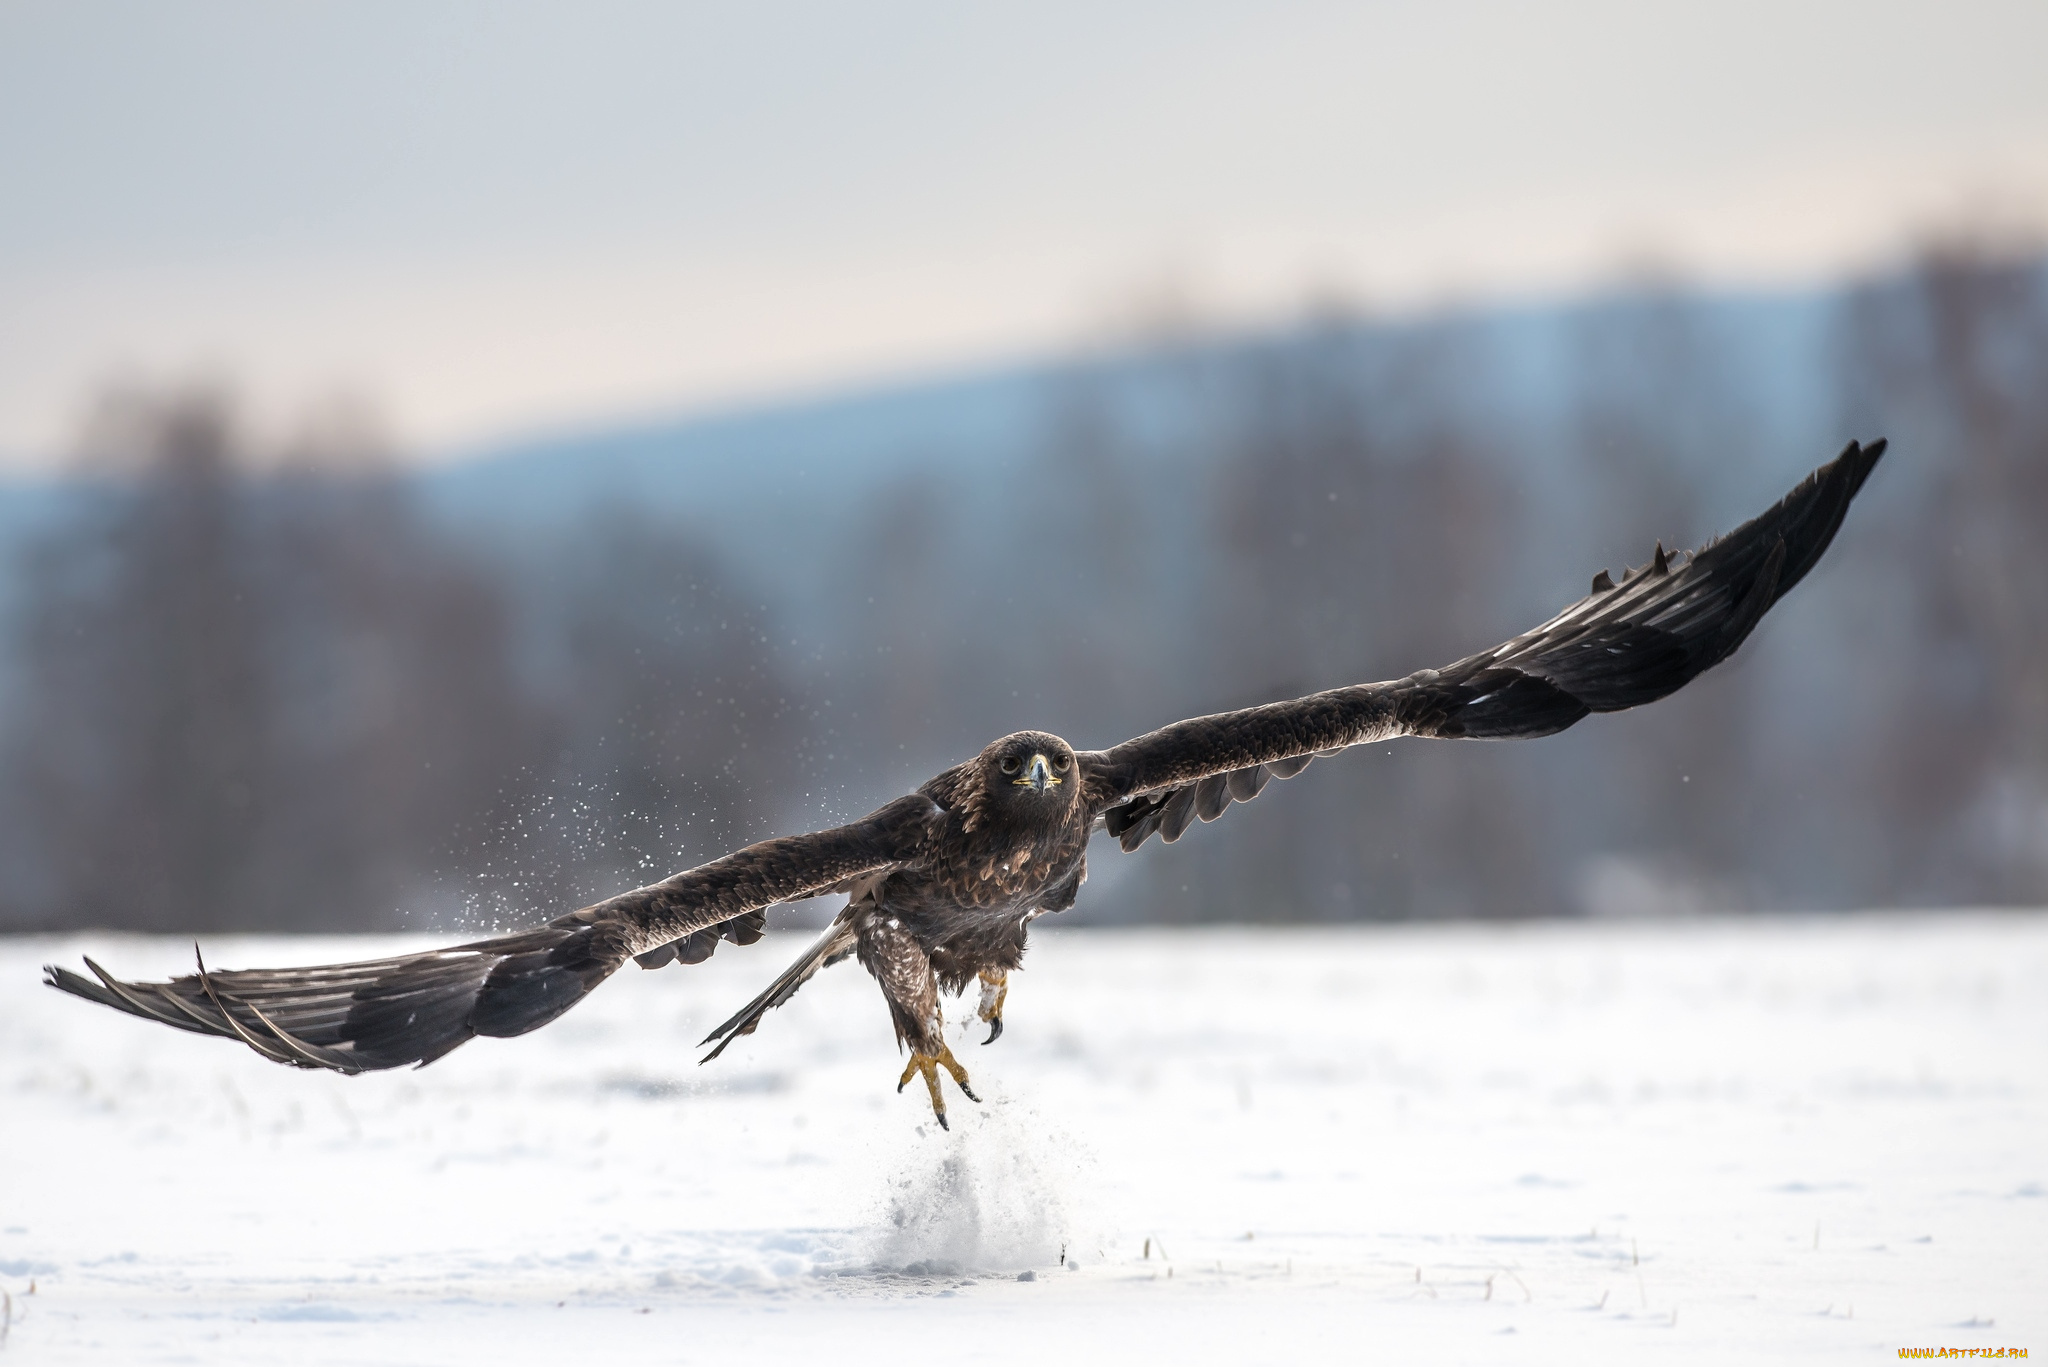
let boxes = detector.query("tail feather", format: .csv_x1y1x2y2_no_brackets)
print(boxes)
43,915,632,1073
698,919,859,1063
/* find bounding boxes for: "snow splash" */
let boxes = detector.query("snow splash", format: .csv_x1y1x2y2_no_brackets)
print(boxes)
864,1096,1090,1275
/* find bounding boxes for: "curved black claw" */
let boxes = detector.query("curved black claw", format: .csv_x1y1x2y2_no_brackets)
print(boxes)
982,1016,1004,1046
933,1110,949,1131
957,1081,981,1104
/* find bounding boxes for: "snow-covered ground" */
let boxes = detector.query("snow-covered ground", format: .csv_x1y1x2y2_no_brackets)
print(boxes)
3,915,2043,1364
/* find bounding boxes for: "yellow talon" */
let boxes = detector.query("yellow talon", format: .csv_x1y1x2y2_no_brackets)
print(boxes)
896,1041,980,1129
936,1041,979,1102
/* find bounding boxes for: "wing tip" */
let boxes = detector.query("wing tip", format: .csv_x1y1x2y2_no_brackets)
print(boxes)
45,934,580,1074
1833,435,1887,492
1769,435,1887,594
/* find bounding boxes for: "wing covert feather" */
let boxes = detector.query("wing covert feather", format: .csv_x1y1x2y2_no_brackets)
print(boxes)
599,792,937,958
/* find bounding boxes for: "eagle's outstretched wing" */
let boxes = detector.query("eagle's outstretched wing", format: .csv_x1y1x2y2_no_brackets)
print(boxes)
1084,439,1885,851
43,793,938,1072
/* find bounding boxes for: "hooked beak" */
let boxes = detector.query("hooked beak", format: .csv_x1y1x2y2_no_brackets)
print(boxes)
1012,753,1061,792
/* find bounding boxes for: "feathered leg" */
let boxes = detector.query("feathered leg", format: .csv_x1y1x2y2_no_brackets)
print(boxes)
859,917,981,1128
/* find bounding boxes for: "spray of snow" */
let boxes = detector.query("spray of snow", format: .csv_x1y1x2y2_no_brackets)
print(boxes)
864,1095,1093,1274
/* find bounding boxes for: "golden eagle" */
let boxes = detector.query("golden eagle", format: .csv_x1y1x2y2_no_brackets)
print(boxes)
47,441,1884,1127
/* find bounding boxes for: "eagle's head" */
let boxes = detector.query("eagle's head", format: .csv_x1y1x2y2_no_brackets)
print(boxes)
978,731,1081,819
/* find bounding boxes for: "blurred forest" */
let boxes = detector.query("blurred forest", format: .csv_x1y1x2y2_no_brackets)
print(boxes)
2,246,2044,932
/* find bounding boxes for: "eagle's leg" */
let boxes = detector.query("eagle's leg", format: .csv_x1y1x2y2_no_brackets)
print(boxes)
897,1041,980,1129
976,968,1009,1045
859,918,978,1127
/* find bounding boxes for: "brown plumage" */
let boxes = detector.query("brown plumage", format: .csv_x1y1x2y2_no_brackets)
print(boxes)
46,440,1886,1125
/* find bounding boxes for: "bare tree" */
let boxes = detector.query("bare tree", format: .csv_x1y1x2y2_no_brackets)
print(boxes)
1837,244,2048,902
1141,326,1538,922
0,388,541,931
5,392,272,929
1565,289,1764,907
494,513,801,914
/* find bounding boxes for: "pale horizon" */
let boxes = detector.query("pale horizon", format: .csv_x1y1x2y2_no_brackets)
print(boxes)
4,0,2045,470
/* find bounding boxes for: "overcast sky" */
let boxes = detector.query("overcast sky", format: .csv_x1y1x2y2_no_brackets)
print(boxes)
3,1,2044,467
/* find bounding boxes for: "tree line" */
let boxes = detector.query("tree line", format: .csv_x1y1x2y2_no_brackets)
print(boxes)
2,245,2042,931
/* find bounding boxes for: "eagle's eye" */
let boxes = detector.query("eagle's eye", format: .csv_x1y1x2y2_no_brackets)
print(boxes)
1052,753,1072,772
1000,755,1022,775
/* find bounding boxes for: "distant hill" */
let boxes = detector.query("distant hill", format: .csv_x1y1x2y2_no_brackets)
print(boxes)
0,282,1845,605
401,282,1844,623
